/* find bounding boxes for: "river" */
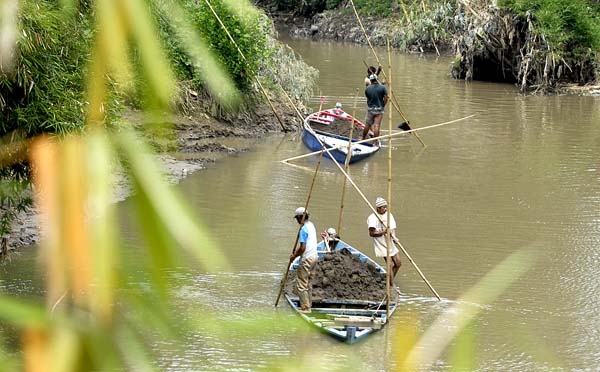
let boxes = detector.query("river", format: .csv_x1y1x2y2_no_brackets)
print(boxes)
1,37,599,371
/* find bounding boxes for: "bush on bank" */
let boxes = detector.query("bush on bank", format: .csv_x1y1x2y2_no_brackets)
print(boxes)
499,0,600,59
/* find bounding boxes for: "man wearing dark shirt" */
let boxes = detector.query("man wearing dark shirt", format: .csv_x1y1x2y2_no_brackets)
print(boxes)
363,74,388,146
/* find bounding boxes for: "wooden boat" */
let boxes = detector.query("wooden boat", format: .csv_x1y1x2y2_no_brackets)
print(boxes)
302,108,380,164
285,239,397,344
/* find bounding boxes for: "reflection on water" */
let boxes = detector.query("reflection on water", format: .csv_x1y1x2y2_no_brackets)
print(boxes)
2,38,600,371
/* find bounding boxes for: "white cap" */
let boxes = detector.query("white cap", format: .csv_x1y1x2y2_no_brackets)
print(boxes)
335,102,342,109
294,207,307,217
327,227,336,236
375,197,387,208
369,74,377,81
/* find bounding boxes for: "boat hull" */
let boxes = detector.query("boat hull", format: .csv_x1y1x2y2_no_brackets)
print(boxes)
301,110,379,164
284,240,396,344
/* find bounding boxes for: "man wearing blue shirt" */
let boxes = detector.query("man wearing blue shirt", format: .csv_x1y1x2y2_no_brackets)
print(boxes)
290,207,318,313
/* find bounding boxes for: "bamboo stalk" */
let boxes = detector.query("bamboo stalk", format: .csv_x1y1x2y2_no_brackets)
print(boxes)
394,240,441,300
336,89,360,235
385,38,393,318
275,150,325,307
319,92,324,112
280,114,475,164
203,0,287,131
398,0,412,24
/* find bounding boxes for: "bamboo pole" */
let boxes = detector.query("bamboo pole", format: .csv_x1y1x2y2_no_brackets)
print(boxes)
394,240,441,300
280,114,475,164
398,0,412,24
336,89,360,235
319,92,324,112
275,150,325,307
385,38,393,318
203,0,287,131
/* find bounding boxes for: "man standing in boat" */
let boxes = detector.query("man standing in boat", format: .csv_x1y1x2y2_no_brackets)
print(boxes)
291,207,318,313
367,197,402,294
363,74,388,146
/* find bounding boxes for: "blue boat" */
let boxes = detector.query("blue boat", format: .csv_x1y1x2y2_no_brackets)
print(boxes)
285,239,397,344
302,109,380,164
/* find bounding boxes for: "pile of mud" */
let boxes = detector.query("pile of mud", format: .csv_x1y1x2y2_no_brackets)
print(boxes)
285,248,387,301
309,118,364,140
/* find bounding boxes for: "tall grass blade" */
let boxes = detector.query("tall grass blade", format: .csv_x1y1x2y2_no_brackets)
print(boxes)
115,129,229,271
155,0,240,107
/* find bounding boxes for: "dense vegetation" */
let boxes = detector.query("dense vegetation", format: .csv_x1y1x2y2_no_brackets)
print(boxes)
157,1,272,93
499,0,600,59
0,1,92,138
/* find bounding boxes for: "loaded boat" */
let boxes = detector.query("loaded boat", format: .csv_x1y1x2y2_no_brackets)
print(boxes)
285,239,397,344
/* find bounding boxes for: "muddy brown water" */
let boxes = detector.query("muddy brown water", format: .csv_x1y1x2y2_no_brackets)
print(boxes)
1,37,600,371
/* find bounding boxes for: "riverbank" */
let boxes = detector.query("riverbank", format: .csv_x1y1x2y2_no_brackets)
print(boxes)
7,94,305,251
262,2,600,96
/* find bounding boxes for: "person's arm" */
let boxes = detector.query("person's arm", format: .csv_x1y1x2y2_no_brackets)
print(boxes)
291,228,307,261
369,226,387,238
383,86,389,106
390,229,399,244
291,242,306,261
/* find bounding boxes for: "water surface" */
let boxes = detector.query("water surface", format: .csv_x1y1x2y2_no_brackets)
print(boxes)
2,37,600,371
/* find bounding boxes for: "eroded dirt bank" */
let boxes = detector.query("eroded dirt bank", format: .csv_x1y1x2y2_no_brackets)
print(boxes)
7,95,305,250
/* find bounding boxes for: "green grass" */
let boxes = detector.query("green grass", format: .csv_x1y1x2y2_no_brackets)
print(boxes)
499,0,600,58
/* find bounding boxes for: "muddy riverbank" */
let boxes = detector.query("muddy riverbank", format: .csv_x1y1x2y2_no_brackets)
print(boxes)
7,95,306,250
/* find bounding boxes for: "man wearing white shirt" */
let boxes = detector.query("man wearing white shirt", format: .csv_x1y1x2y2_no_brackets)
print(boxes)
367,197,402,294
291,207,318,313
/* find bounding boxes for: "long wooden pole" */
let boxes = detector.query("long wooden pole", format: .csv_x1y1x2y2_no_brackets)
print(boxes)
280,114,475,164
336,89,360,234
385,38,393,318
203,0,287,131
394,240,441,300
274,150,324,306
350,0,425,147
318,92,324,112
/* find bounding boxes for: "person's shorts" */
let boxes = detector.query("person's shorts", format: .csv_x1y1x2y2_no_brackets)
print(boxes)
365,109,384,125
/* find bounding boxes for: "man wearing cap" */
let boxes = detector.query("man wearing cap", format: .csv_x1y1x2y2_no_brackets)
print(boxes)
367,197,402,293
363,73,388,146
291,207,318,313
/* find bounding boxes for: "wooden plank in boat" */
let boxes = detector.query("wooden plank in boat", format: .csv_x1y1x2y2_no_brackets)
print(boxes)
333,315,384,329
